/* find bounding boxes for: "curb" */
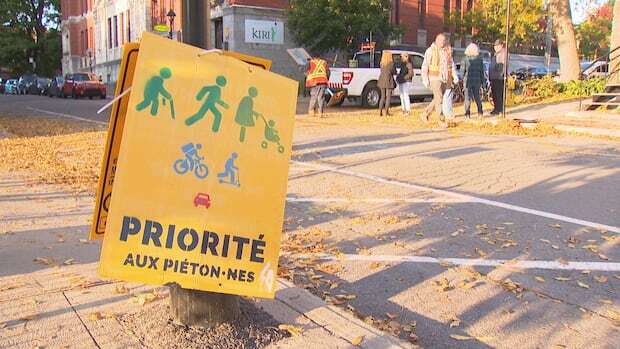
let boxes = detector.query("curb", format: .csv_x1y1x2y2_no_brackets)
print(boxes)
552,124,620,138
258,279,416,349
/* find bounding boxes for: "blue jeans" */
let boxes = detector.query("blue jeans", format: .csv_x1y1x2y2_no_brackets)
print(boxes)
442,88,454,119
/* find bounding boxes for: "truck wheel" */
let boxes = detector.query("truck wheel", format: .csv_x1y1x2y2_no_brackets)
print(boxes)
361,82,380,108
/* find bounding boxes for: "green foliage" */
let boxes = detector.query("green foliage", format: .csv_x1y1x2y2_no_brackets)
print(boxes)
0,0,61,76
519,75,606,100
561,78,606,96
287,0,400,54
523,75,561,98
446,0,545,51
575,2,613,60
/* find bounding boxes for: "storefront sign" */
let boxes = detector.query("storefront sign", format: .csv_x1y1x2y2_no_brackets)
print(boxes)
97,32,297,298
244,19,284,45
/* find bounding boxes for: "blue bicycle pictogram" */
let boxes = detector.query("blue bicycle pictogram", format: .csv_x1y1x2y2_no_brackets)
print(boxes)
173,143,209,179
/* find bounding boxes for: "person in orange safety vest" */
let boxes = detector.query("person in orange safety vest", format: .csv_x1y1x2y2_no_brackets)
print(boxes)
305,53,330,117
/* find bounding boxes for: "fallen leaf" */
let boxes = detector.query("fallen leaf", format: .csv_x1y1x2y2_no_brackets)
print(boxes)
577,281,590,289
351,336,364,346
33,257,52,265
115,284,129,294
62,258,75,265
598,254,609,260
593,275,608,283
278,324,304,336
79,239,89,244
369,262,382,270
599,299,613,305
450,334,472,340
385,312,399,319
408,333,418,343
548,224,562,229
534,276,545,283
88,312,103,321
553,276,571,282
607,310,620,321
449,318,461,328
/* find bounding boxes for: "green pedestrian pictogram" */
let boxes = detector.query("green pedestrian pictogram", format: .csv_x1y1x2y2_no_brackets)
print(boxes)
136,67,175,118
235,86,261,142
185,76,229,131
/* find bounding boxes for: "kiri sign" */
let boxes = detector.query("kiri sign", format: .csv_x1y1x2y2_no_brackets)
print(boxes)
245,19,284,44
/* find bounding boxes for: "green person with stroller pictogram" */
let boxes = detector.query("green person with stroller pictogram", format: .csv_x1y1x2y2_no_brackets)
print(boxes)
136,67,175,118
185,75,229,131
260,116,285,154
235,86,261,142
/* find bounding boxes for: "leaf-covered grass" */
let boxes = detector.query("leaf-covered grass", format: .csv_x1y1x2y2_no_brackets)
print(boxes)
0,115,106,193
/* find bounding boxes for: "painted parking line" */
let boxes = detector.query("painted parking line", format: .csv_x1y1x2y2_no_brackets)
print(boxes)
286,197,460,204
27,107,108,126
315,253,620,272
291,160,620,234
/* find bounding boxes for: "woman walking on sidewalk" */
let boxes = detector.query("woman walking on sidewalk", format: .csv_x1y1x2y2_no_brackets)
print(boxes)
396,53,414,115
461,43,485,119
377,53,396,116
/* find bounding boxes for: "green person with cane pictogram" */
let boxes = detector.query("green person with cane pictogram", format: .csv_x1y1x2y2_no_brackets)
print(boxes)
235,86,261,142
185,75,229,132
136,67,175,118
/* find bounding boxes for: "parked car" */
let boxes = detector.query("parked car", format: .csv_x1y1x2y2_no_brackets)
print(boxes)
328,49,432,108
513,66,555,81
62,73,107,99
17,74,37,94
46,76,65,97
0,79,5,94
581,61,608,79
4,79,18,94
28,77,50,95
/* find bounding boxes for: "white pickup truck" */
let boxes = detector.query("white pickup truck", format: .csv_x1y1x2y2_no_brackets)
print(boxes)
327,49,432,108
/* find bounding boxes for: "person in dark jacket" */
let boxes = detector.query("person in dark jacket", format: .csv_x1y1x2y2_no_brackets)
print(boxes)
377,53,396,116
489,39,507,115
461,43,485,119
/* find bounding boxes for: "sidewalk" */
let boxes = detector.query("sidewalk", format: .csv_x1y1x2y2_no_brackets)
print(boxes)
0,171,415,349
506,100,620,138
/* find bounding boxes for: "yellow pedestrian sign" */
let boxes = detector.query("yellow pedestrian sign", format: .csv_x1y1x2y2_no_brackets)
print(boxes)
98,32,298,298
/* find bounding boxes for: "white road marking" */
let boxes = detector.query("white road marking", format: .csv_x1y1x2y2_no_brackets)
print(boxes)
27,107,108,126
317,253,620,271
291,160,620,234
286,197,459,204
96,87,131,114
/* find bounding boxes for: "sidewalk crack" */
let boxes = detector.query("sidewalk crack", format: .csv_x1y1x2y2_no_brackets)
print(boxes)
61,291,101,349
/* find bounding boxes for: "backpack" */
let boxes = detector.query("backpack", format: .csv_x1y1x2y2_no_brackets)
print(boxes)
396,63,409,84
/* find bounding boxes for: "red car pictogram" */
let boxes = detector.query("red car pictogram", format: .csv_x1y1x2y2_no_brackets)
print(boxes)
193,193,211,209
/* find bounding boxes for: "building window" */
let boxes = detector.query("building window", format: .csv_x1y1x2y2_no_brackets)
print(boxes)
108,17,112,49
419,0,426,29
80,30,85,55
127,10,131,42
113,15,118,47
120,13,124,45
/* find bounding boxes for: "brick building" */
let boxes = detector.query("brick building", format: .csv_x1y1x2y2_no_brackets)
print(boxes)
61,0,466,85
391,0,472,48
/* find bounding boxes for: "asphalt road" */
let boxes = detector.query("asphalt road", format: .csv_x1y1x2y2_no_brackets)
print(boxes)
0,93,111,123
1,94,619,348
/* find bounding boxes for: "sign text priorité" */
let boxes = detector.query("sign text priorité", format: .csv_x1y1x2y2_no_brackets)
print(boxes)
118,216,267,284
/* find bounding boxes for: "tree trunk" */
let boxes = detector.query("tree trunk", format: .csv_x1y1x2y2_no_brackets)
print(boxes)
549,0,580,82
610,0,620,83
169,283,240,328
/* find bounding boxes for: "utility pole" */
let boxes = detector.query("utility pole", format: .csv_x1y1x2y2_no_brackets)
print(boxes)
502,0,511,119
544,0,553,70
203,0,212,49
